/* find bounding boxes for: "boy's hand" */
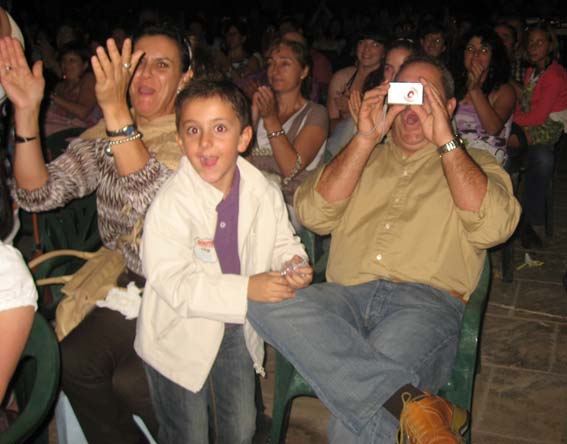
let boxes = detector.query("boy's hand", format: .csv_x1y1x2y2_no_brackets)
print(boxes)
281,255,313,289
248,272,295,303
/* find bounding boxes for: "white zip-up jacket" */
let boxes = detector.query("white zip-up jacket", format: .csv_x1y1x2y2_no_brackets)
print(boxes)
135,155,307,392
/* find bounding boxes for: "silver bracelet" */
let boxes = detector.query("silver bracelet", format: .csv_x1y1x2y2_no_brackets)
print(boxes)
267,129,285,139
282,153,302,186
104,131,143,157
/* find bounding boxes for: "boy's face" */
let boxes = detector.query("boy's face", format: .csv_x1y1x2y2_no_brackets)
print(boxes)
177,96,253,196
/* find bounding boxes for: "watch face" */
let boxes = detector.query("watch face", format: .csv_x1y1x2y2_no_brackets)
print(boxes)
124,125,137,136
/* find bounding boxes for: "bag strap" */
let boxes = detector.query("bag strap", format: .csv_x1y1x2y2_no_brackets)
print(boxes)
28,249,98,269
35,275,74,287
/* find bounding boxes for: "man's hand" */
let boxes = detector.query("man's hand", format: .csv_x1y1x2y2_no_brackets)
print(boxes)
413,77,455,147
355,82,404,144
248,272,295,303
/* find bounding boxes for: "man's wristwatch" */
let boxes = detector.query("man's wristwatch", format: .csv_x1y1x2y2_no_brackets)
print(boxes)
106,124,138,138
437,135,464,156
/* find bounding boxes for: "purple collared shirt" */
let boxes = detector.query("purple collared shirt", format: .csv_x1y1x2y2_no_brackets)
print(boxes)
214,168,241,276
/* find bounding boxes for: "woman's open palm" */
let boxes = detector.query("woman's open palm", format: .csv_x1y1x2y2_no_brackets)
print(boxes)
0,37,45,110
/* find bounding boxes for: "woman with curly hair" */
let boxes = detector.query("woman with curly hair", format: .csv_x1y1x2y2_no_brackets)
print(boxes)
452,26,516,166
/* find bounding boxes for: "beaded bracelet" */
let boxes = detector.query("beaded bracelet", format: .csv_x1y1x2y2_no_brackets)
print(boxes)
104,131,143,157
267,129,285,139
282,153,302,186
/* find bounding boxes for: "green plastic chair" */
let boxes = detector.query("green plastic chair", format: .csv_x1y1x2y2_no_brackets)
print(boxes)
269,235,491,444
33,192,101,318
0,313,61,444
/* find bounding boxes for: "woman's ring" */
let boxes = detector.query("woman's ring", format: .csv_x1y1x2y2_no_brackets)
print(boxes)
4,65,12,72
122,62,131,70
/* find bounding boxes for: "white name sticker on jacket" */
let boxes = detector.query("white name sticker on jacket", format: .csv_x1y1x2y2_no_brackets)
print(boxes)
194,238,217,263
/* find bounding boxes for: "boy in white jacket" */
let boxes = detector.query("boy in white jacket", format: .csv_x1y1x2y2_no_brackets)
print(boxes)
135,80,312,443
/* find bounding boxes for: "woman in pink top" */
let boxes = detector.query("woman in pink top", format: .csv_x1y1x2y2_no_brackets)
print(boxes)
513,22,567,247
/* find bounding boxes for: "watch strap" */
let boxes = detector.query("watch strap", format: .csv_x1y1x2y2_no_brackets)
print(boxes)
106,124,138,138
438,135,464,156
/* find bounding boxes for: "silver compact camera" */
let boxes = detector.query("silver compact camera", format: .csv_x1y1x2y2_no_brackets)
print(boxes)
387,82,424,105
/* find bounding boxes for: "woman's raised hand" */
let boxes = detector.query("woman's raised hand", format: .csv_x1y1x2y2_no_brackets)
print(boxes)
0,37,45,111
252,86,278,120
91,38,144,115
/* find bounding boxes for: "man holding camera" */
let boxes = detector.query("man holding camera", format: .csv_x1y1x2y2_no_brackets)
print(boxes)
247,56,520,443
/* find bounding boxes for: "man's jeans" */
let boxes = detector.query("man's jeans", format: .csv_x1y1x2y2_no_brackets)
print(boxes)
144,325,256,444
247,280,465,443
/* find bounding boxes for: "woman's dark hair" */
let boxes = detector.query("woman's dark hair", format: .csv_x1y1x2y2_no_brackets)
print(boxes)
191,44,226,82
58,41,90,63
452,26,511,101
362,38,418,93
133,22,192,72
267,38,312,98
223,19,249,39
0,161,13,241
356,27,389,48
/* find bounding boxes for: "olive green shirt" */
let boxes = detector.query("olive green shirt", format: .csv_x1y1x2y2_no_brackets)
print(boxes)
294,141,521,301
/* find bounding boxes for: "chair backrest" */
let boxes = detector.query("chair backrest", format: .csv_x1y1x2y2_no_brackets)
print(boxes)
297,229,328,284
438,256,491,410
0,314,60,444
33,192,101,317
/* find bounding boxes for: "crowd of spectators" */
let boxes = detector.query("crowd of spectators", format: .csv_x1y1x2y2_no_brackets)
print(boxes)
1,0,567,441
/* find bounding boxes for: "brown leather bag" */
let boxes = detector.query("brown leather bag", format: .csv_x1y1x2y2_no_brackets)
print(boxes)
29,246,125,340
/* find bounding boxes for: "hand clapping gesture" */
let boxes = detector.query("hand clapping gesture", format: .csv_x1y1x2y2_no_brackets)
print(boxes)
0,37,45,112
91,38,144,116
251,85,277,125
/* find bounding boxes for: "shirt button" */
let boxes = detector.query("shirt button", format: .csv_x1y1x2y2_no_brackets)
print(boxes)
385,223,391,230
220,221,226,229
402,170,408,176
376,254,383,261
394,198,400,203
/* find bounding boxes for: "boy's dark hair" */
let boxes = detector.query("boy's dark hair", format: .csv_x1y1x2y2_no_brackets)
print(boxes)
396,54,455,100
175,80,251,130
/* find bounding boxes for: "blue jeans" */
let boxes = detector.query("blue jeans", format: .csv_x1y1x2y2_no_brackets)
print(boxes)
247,280,465,443
522,144,555,225
144,326,256,444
